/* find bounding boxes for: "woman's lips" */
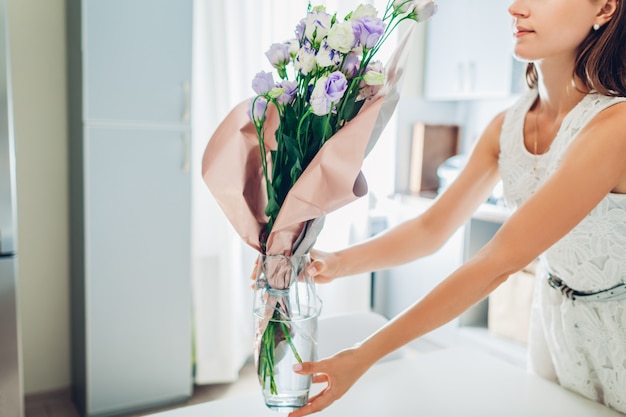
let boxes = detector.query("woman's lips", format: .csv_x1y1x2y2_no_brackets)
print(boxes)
515,26,533,38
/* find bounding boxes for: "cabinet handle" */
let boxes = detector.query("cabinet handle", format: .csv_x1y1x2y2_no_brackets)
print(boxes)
468,61,476,92
181,80,191,122
457,62,465,93
182,132,190,172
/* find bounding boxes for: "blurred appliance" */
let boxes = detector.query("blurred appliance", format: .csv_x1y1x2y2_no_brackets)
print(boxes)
0,0,24,415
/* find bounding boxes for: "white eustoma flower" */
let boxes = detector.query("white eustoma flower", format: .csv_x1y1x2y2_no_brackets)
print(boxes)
326,21,356,54
294,44,317,75
304,10,333,43
310,78,331,115
316,40,342,69
395,0,438,21
415,0,437,21
287,38,299,59
351,4,378,20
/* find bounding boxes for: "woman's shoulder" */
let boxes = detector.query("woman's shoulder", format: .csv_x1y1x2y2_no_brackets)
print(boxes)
578,95,626,158
586,94,626,129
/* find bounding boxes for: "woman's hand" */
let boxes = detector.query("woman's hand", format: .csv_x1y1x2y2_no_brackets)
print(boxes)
249,249,342,286
288,347,371,417
306,249,342,284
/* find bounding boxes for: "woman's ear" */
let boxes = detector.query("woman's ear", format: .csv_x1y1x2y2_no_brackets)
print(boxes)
596,0,618,27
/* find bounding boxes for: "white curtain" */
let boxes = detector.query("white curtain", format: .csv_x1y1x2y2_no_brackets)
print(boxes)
191,0,391,384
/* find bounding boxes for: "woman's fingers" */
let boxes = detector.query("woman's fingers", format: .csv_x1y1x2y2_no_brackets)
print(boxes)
311,373,328,384
306,258,323,277
288,363,334,417
288,388,336,417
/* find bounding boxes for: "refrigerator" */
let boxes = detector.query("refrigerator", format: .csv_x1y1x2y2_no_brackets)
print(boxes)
0,0,24,416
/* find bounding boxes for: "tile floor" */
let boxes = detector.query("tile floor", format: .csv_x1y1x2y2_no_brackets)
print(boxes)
24,358,259,417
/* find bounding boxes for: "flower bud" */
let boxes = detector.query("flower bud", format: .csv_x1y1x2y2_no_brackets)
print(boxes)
247,96,268,125
265,43,291,68
251,71,275,95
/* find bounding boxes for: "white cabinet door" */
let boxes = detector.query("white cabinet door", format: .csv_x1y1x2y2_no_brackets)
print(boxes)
84,126,192,415
83,0,192,124
424,0,515,100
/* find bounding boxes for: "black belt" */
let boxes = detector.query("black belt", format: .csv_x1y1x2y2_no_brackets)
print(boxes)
547,273,626,301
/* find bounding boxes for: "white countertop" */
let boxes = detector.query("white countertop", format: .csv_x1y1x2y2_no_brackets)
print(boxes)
147,346,624,417
372,194,511,227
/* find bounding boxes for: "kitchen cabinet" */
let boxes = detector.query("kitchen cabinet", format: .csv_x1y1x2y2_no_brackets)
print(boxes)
378,196,465,348
67,1,193,416
423,0,521,100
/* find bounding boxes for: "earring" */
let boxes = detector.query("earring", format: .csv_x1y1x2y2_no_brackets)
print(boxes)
593,23,601,30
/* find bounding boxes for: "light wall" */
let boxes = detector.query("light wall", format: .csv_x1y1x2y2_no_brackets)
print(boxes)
9,0,70,394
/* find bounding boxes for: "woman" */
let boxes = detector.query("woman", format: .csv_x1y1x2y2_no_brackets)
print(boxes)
289,0,626,415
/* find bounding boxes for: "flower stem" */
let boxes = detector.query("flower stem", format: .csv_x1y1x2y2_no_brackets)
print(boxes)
280,321,303,363
259,301,305,396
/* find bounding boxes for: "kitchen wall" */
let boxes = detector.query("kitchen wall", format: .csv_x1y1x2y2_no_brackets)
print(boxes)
9,0,71,394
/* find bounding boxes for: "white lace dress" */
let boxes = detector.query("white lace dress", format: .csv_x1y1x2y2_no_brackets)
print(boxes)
499,88,626,414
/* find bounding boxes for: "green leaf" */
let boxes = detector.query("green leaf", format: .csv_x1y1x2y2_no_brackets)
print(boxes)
311,114,328,146
282,105,299,133
345,98,366,122
282,132,301,163
265,197,280,219
289,160,302,183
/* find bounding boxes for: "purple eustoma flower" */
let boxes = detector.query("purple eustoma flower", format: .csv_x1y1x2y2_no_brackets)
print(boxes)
247,96,268,125
294,18,306,42
265,43,291,68
251,71,275,95
354,16,386,50
310,71,348,116
340,53,361,78
276,80,298,105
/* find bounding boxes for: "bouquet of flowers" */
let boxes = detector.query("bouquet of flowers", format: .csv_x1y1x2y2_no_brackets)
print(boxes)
250,0,436,247
203,0,436,410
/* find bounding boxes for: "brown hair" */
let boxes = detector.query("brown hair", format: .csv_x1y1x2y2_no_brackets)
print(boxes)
526,0,626,96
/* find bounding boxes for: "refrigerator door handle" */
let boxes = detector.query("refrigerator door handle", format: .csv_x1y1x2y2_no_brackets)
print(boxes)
181,132,190,172
181,80,190,123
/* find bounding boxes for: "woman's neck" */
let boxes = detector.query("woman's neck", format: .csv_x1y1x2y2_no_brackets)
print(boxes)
534,56,588,118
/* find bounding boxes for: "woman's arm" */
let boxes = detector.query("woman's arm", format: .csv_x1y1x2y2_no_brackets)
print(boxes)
291,102,626,417
356,101,626,367
309,111,505,280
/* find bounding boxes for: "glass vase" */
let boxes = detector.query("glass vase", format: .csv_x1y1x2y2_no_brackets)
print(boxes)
253,253,322,413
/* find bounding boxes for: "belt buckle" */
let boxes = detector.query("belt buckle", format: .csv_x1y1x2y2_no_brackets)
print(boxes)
546,274,576,300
